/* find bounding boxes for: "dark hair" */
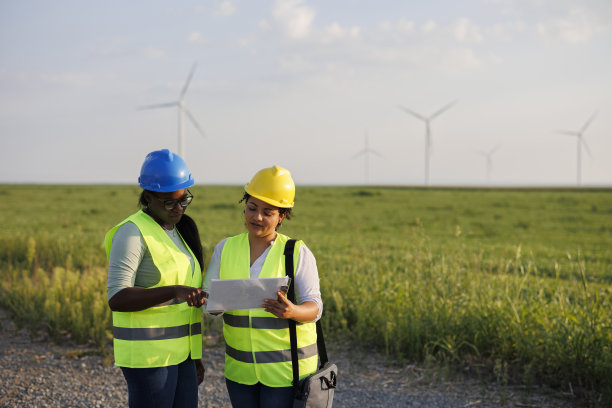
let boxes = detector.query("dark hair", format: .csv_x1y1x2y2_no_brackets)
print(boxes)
240,192,293,230
138,190,149,208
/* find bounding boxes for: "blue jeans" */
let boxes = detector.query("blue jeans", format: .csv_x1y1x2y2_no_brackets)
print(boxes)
120,359,198,408
226,378,294,408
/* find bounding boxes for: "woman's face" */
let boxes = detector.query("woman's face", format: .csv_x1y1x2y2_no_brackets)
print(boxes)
144,188,189,226
244,196,285,240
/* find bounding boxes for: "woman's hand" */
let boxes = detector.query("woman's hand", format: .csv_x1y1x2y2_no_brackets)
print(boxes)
263,294,320,323
263,291,295,319
195,358,205,385
175,286,208,308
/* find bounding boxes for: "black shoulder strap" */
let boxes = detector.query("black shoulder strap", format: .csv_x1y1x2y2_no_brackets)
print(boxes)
284,239,300,387
284,239,328,388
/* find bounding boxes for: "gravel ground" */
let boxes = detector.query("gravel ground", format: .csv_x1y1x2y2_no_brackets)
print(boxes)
0,309,581,408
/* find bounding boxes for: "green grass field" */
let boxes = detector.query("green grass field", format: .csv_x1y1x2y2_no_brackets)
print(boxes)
1,185,611,402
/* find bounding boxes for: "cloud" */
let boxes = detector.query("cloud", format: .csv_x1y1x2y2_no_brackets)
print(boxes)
214,1,236,17
188,32,209,45
139,46,166,60
258,19,272,31
536,7,603,44
489,53,503,65
272,0,316,39
323,23,360,41
487,21,527,41
422,19,437,33
438,47,483,73
452,18,484,43
379,19,415,35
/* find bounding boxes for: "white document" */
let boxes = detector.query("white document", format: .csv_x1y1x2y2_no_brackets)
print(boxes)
206,276,290,313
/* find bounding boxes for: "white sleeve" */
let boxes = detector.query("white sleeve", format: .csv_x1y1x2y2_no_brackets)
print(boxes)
294,243,323,322
203,238,226,293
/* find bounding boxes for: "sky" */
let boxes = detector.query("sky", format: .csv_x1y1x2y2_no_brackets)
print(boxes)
1,0,611,186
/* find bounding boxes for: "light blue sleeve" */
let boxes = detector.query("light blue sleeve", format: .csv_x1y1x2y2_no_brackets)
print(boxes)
106,223,145,301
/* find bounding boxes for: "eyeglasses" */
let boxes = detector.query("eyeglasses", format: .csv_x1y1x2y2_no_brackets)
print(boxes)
151,190,194,211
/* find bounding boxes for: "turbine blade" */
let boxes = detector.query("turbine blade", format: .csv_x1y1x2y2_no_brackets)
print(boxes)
398,105,426,121
580,112,597,133
185,107,206,138
351,150,366,159
370,149,384,158
180,62,198,99
138,102,177,110
489,144,501,155
430,99,457,120
581,138,593,158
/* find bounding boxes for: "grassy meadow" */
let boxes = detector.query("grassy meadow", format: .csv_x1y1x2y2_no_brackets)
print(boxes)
1,184,611,401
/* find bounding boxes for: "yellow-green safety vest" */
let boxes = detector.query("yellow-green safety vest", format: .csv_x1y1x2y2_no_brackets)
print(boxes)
104,210,202,368
220,232,318,387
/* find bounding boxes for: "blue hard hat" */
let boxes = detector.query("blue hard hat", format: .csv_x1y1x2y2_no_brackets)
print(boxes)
138,149,194,192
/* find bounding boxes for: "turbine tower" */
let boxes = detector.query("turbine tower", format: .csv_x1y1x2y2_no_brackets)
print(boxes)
556,113,596,186
476,145,500,185
139,62,205,158
399,100,457,186
351,129,383,185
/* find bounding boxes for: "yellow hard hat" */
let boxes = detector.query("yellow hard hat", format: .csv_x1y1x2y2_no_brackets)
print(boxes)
245,165,295,208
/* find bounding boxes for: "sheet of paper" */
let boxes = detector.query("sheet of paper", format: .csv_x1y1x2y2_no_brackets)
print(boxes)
205,276,290,313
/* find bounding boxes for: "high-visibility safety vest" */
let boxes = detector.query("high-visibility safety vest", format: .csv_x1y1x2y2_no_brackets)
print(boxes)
220,232,318,387
104,210,202,368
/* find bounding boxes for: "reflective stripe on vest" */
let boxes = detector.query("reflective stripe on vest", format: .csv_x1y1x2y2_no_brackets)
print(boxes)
113,322,202,341
220,232,318,387
223,314,304,329
105,210,203,368
225,343,318,364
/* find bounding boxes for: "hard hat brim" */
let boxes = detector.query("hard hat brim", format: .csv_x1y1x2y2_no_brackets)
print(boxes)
245,185,294,208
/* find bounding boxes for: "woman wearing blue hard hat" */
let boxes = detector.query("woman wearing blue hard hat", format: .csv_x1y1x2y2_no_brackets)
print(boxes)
105,149,207,408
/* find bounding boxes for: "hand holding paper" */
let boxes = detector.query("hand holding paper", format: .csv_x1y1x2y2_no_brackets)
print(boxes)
205,276,290,313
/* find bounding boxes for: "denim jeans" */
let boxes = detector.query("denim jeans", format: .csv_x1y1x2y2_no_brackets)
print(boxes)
226,378,294,408
120,359,198,408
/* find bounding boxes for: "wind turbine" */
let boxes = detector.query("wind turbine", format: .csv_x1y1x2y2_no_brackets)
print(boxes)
398,100,457,186
139,62,205,158
476,144,500,185
556,113,596,186
351,129,383,185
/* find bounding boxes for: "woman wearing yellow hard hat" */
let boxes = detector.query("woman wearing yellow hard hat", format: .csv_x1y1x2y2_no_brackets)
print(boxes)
204,165,323,408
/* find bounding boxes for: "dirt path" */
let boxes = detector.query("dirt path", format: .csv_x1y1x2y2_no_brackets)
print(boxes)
0,309,579,407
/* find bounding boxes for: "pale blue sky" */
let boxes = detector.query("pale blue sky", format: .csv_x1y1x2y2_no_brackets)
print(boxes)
1,0,611,186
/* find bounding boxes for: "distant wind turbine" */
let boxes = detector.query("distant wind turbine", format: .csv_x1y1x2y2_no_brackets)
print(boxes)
398,100,457,186
139,62,205,158
476,144,500,185
556,113,596,186
351,129,383,185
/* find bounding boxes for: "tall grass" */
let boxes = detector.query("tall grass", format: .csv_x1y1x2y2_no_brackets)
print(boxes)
320,227,611,397
0,236,111,348
1,185,611,402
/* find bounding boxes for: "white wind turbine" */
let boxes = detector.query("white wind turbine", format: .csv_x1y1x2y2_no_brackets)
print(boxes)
139,62,205,158
556,113,596,186
351,129,383,185
398,100,457,186
476,144,500,185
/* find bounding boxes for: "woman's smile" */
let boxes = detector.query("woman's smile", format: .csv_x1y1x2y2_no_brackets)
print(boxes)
244,197,284,240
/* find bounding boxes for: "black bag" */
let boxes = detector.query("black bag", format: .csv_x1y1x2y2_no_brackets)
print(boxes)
285,240,337,408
